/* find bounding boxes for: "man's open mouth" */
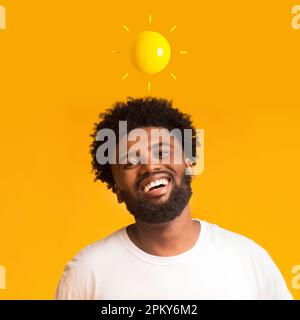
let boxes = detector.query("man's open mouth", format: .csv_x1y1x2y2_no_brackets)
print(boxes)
139,175,172,195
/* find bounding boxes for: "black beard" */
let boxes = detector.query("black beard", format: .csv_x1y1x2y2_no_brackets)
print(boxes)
119,173,193,224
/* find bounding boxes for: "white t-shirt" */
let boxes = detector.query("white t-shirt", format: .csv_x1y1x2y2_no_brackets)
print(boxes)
54,218,293,300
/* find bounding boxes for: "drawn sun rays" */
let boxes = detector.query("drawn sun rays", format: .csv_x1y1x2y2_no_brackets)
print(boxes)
112,14,188,92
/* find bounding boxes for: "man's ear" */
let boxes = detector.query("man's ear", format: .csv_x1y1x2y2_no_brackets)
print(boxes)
185,158,195,177
113,184,123,204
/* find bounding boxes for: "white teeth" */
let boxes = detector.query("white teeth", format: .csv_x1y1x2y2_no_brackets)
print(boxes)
143,178,169,192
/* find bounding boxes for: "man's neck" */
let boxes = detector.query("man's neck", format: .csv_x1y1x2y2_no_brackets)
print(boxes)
126,205,201,257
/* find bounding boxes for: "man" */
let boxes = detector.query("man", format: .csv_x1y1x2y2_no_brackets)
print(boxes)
55,97,293,300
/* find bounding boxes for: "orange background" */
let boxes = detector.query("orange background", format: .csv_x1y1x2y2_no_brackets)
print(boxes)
0,0,299,299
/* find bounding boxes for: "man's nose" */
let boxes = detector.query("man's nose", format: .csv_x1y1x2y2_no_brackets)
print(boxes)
138,149,162,173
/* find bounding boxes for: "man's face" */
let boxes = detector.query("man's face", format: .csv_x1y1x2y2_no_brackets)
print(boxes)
110,126,193,224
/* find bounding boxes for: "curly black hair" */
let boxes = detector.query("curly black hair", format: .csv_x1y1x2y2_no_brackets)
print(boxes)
89,96,198,193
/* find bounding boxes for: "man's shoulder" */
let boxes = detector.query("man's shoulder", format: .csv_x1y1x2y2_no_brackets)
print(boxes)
60,226,126,277
202,220,293,299
81,226,125,257
202,219,267,257
202,219,276,277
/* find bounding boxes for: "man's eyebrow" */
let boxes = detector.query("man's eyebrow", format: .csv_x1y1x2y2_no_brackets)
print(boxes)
118,142,171,163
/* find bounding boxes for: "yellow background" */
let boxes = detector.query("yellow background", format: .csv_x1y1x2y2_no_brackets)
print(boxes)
0,0,299,299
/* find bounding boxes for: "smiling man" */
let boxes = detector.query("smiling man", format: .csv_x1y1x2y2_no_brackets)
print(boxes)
55,97,293,300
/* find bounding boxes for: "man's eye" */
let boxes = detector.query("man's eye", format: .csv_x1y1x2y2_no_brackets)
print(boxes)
159,150,170,158
124,159,139,168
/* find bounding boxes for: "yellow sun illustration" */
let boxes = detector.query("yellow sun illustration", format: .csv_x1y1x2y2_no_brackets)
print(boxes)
112,14,188,91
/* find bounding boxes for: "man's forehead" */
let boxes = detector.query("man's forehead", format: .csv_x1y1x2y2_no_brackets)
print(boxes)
119,126,178,145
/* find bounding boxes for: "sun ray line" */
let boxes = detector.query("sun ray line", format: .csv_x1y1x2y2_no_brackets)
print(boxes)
170,25,176,32
170,73,177,80
122,72,129,80
148,80,151,91
179,50,188,54
122,25,130,32
149,14,152,24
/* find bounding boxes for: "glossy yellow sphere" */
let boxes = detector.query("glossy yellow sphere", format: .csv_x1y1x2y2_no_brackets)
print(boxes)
130,31,171,74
